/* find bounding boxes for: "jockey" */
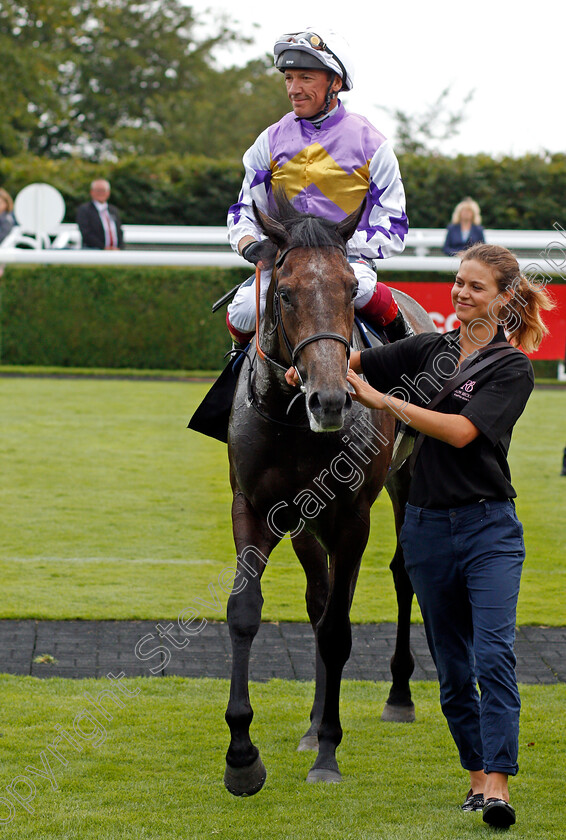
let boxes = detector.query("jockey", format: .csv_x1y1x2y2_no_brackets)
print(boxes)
226,27,413,347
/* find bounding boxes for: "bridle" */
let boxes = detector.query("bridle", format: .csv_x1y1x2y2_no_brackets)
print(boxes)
254,244,351,390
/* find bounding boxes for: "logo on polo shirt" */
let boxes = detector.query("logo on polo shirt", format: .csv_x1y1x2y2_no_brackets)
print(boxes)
453,379,476,401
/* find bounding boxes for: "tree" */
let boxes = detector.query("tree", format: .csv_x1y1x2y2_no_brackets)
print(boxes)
61,0,232,158
178,57,290,159
0,0,78,156
381,86,474,155
0,0,290,159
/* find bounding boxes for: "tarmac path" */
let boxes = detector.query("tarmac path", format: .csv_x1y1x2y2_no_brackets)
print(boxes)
2,620,564,684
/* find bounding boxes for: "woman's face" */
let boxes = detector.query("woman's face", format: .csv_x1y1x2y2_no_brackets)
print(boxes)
451,259,510,326
459,206,474,225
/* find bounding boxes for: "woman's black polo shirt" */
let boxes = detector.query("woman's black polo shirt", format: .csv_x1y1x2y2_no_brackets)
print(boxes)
360,328,534,509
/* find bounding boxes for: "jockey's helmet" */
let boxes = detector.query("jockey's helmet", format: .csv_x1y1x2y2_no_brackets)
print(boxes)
273,28,355,92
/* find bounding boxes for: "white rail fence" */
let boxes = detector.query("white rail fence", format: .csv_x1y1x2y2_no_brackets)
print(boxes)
1,224,564,275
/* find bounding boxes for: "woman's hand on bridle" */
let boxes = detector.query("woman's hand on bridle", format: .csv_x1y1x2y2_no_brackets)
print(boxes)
346,368,386,409
285,366,300,387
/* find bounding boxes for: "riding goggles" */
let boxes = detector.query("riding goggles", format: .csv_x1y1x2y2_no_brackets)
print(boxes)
276,32,329,52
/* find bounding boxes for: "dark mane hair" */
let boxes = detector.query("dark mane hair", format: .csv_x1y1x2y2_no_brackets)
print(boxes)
270,190,345,249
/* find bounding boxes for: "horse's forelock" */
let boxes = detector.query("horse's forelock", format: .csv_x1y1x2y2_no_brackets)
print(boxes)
290,216,340,250
270,192,342,251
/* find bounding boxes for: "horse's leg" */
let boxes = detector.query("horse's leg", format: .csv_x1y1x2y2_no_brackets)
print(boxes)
224,490,280,796
383,461,416,723
290,531,329,751
306,514,370,783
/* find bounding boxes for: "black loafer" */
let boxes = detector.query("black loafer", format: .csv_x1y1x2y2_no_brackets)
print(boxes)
462,788,485,811
483,798,516,828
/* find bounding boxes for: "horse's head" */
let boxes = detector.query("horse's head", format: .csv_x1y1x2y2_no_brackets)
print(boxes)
254,193,365,433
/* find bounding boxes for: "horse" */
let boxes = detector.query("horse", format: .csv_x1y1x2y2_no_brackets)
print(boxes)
223,194,435,796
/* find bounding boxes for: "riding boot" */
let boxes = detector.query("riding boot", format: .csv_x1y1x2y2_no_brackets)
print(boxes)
231,338,251,354
561,446,566,476
382,309,415,343
226,312,254,352
357,283,414,344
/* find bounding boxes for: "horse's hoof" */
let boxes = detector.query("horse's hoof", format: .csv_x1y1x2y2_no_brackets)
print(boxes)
306,767,342,784
297,734,319,752
224,755,267,797
381,702,416,723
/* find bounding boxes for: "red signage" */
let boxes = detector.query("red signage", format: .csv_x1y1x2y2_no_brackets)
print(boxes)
393,282,566,361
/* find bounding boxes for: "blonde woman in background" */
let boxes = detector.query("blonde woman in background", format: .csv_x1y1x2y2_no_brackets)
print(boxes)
443,197,485,255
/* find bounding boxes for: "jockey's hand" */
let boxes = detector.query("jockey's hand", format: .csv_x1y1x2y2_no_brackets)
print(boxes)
285,366,300,387
241,240,264,267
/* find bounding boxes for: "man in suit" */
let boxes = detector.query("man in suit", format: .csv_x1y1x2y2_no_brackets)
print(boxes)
76,179,124,249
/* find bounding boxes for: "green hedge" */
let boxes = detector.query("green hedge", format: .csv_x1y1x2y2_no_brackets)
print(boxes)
1,265,451,370
0,265,561,374
1,151,566,229
0,155,244,227
0,265,248,369
400,152,566,229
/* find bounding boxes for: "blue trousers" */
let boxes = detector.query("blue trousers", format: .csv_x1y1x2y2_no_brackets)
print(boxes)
400,500,525,775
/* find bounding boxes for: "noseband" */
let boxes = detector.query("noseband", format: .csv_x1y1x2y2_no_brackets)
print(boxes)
255,245,351,381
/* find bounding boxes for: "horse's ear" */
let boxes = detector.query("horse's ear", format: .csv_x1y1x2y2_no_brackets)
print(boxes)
336,199,366,244
252,201,289,250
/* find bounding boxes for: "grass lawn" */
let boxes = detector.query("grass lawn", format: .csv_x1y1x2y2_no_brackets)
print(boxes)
0,376,564,624
0,676,563,840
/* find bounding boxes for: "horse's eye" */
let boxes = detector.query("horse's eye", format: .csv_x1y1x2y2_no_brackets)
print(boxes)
279,289,291,305
351,285,358,301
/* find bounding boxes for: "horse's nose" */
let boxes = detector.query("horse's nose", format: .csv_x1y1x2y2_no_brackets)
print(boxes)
307,388,352,430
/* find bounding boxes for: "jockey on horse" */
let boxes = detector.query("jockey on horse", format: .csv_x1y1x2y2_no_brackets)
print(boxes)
226,26,414,348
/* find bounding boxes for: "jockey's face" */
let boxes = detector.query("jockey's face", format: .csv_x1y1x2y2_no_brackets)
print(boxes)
284,68,341,119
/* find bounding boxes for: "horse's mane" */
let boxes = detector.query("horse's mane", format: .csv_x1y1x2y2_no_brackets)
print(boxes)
256,191,345,269
272,191,344,248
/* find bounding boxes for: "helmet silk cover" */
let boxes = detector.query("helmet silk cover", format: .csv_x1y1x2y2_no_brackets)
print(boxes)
273,28,355,91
